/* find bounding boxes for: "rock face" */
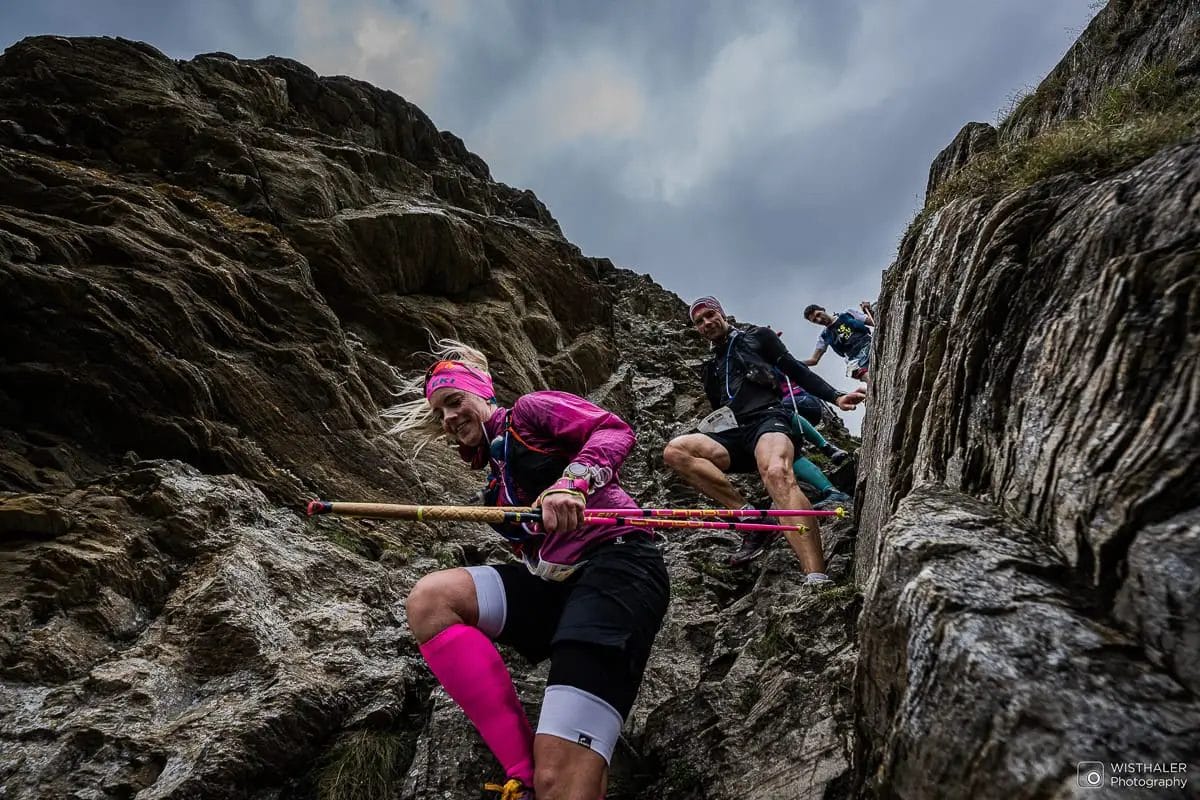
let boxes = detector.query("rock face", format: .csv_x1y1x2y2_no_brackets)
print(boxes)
1,464,417,799
0,35,608,509
925,122,997,199
855,1,1200,796
998,0,1200,144
0,35,865,800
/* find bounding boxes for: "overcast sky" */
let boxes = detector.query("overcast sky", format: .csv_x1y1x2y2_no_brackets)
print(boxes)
2,1,1099,431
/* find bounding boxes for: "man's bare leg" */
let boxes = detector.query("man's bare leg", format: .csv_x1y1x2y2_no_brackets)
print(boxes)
662,434,745,508
753,432,826,574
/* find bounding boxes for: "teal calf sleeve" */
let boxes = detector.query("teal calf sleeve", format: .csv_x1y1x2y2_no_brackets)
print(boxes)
792,456,834,495
793,414,829,449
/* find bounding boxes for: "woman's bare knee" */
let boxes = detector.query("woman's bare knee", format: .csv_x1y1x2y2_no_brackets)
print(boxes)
405,568,477,644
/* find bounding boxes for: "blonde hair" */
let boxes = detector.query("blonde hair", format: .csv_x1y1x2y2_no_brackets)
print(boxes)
381,337,492,453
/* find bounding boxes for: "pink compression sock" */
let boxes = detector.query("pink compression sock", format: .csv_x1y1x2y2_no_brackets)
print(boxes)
419,624,534,784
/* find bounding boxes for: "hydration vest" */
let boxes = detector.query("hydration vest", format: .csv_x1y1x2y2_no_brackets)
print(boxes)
481,411,568,546
699,327,783,411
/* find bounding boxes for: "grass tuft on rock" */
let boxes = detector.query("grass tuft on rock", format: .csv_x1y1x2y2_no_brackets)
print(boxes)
807,583,861,610
153,182,279,235
316,730,411,800
926,62,1199,213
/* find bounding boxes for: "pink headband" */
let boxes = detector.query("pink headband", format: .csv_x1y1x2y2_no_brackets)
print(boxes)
689,296,724,320
424,361,496,401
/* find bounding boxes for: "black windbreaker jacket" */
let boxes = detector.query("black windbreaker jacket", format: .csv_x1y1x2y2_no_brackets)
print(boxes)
699,325,841,416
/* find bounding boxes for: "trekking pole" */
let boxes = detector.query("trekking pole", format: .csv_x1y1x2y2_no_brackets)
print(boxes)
585,507,844,519
307,501,838,532
584,515,819,534
305,500,542,525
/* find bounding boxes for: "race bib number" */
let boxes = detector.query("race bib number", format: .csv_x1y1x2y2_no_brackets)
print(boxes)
698,406,738,433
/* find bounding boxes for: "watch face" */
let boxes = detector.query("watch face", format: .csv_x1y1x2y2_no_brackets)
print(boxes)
565,463,589,479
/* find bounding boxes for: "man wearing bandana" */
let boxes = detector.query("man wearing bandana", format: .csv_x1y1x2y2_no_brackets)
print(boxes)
664,296,865,574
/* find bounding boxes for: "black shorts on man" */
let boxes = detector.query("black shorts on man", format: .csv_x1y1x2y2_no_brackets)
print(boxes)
702,405,798,474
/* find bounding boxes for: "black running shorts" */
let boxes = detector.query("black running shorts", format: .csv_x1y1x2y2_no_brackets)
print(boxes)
702,405,798,473
492,537,669,718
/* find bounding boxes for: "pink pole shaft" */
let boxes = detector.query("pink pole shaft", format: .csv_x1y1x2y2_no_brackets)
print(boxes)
582,515,817,533
584,507,839,518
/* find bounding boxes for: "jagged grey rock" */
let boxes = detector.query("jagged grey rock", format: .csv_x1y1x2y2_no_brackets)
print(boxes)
999,0,1200,143
854,1,1200,796
856,488,1198,798
0,462,420,799
925,121,998,199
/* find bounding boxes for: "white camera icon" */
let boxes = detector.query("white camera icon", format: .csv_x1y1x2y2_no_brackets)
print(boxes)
1077,762,1105,788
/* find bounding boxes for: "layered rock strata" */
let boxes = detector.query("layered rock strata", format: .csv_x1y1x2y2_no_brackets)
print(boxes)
854,1,1200,796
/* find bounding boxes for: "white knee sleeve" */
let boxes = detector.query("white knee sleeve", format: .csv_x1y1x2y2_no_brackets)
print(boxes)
465,566,507,639
536,684,623,764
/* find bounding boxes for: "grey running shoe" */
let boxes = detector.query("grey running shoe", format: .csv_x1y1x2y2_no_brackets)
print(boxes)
804,572,834,586
814,489,852,511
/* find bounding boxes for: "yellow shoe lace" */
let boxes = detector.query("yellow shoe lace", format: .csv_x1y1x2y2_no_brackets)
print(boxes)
482,777,531,800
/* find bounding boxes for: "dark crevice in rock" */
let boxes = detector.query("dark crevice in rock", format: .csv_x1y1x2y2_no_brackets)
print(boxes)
240,133,282,225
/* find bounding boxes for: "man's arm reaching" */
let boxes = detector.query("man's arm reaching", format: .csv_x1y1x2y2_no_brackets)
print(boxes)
754,328,840,404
